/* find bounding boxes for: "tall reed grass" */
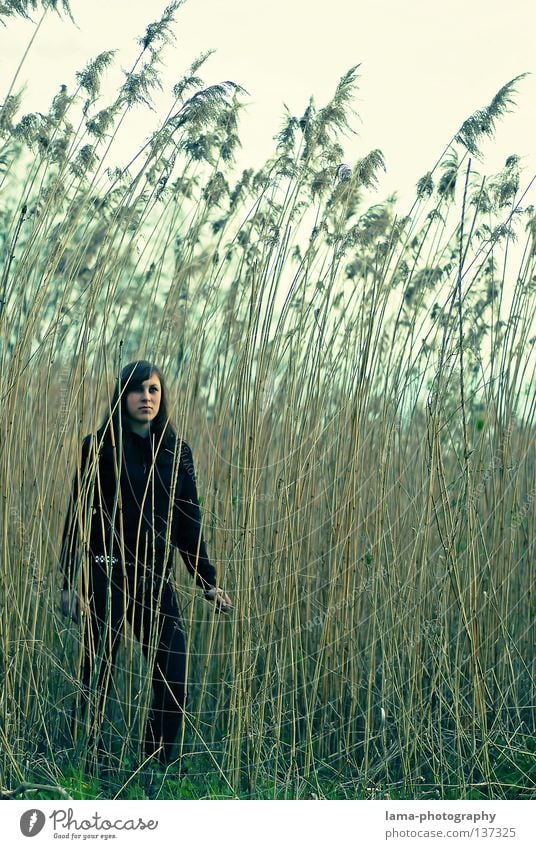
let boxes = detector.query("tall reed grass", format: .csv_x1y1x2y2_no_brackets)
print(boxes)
0,1,534,799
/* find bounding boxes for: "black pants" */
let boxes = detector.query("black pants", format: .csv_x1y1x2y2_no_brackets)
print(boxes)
75,561,187,765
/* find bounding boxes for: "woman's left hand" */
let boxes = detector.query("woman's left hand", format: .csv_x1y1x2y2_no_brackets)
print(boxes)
60,589,80,623
204,586,233,613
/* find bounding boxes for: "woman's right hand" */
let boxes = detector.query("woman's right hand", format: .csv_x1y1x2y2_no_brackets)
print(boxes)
204,586,233,614
60,589,80,623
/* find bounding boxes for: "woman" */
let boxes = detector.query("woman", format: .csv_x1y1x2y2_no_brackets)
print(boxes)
59,359,232,766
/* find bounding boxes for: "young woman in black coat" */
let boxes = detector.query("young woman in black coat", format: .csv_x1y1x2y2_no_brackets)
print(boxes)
59,359,231,766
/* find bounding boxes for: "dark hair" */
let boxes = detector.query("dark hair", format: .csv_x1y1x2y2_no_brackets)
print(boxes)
98,360,176,450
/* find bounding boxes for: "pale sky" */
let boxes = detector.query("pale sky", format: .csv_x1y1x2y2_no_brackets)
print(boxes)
1,0,535,204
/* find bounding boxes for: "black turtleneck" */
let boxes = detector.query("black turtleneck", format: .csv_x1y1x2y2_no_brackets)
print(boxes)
60,429,217,593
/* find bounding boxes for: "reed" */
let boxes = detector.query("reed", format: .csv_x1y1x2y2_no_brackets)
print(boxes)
0,1,534,799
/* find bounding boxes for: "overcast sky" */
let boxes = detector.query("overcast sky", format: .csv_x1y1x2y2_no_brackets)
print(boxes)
1,0,535,205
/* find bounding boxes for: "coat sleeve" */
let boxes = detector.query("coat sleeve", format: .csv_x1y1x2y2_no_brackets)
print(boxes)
59,434,93,592
173,441,217,591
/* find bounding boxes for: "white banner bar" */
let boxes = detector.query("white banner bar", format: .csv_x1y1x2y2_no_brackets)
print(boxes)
2,799,534,848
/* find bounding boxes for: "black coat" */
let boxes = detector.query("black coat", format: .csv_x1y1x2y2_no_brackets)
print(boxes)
60,426,217,593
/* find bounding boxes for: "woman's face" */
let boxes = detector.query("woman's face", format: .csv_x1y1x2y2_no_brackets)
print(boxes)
125,372,162,428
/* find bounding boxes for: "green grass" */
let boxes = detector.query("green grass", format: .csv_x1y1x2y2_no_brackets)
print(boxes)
8,738,535,800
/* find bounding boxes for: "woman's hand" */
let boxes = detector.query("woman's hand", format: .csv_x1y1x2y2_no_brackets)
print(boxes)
203,586,233,614
60,589,81,623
